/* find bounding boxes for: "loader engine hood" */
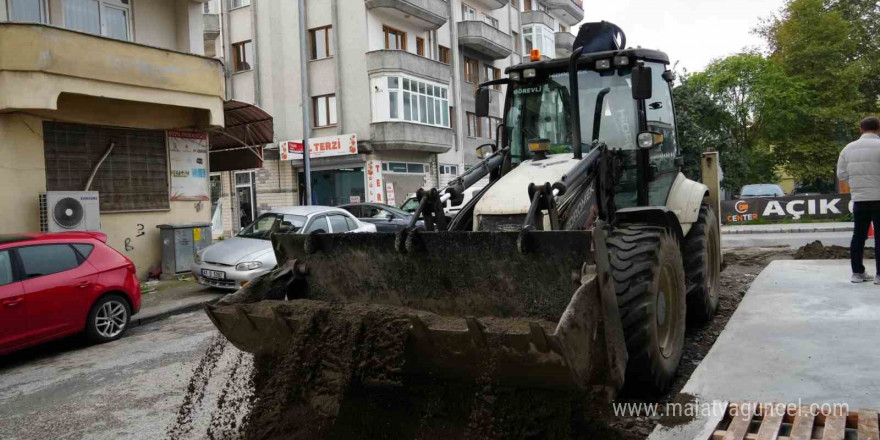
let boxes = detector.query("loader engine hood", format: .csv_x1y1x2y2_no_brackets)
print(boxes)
473,153,580,229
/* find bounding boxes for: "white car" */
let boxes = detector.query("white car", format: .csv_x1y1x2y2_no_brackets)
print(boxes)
192,206,376,290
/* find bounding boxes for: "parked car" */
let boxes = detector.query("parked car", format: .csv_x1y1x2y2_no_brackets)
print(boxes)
0,232,141,356
737,184,786,199
338,203,423,232
192,206,376,290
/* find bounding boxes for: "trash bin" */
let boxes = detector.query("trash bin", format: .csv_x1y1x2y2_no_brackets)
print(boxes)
156,223,212,276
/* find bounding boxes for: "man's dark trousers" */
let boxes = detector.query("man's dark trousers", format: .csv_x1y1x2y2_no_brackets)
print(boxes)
851,200,880,274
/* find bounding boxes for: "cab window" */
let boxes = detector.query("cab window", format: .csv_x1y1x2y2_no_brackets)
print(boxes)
17,244,81,279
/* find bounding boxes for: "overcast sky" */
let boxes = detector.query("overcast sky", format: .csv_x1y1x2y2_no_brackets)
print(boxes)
578,0,787,73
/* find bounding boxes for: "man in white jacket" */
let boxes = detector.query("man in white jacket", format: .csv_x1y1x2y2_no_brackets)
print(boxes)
837,117,880,283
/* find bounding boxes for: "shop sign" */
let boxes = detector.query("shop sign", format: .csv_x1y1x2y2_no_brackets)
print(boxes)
366,159,384,203
720,194,853,224
168,130,209,201
279,134,358,160
385,182,396,207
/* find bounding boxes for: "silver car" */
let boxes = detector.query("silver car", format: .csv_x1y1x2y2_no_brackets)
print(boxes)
192,206,376,290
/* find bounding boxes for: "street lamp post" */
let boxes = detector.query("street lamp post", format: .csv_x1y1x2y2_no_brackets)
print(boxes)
297,0,312,205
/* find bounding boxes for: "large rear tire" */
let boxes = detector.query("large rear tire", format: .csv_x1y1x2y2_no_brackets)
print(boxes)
683,205,721,326
607,225,686,394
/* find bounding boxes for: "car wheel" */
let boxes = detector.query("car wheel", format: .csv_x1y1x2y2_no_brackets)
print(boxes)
86,294,131,343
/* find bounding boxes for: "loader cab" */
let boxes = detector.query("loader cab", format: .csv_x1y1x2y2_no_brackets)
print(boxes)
500,49,680,209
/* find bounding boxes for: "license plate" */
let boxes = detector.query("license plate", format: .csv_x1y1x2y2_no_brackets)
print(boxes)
201,269,226,279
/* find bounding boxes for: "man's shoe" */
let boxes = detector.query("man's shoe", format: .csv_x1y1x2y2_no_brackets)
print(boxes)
852,272,872,283
874,275,880,285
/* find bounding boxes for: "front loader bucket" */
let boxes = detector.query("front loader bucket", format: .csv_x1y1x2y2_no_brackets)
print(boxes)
206,228,627,392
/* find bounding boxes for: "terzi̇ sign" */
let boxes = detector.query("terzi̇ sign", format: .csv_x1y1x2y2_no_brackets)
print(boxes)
721,194,853,224
279,134,358,160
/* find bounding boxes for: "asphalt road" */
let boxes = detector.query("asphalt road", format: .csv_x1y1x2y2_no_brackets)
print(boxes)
723,230,868,249
0,312,245,440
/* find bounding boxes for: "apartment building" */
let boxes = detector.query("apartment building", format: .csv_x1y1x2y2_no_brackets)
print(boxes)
0,0,261,277
206,0,583,236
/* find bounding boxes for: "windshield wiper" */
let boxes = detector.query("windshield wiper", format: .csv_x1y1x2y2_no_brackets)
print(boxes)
592,87,611,143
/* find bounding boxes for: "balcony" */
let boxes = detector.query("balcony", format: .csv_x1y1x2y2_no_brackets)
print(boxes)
203,13,220,41
370,122,453,153
366,50,451,84
521,10,555,29
555,31,575,58
365,0,449,30
457,21,513,60
468,0,507,9
545,0,584,25
0,23,225,126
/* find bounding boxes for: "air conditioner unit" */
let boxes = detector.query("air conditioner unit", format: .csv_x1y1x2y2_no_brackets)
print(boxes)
39,191,101,232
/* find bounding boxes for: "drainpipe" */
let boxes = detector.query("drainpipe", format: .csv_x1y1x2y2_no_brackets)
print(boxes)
250,0,261,106
298,0,313,204
221,0,233,98
448,0,462,154
331,0,343,134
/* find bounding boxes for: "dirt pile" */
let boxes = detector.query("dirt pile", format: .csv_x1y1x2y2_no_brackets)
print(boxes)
794,240,871,260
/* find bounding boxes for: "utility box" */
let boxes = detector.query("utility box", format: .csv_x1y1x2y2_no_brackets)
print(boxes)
157,223,212,276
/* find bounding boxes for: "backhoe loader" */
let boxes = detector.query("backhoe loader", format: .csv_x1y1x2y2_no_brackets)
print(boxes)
206,22,722,396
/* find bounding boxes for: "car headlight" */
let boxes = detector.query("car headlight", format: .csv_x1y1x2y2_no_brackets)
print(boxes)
235,261,263,271
194,252,202,264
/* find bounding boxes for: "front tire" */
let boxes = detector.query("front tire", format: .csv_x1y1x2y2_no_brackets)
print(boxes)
85,294,131,343
683,205,721,326
607,225,687,394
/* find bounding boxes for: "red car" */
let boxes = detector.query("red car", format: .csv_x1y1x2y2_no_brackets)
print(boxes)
0,232,141,356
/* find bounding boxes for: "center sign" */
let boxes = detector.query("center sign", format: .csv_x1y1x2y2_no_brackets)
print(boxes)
280,134,358,160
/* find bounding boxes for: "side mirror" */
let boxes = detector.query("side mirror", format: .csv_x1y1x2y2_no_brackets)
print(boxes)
386,213,394,221
475,88,490,118
637,131,664,149
631,64,653,100
475,143,495,159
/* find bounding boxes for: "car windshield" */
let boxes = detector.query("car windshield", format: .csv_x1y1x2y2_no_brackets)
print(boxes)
400,198,419,213
238,213,307,239
741,185,783,197
506,69,637,161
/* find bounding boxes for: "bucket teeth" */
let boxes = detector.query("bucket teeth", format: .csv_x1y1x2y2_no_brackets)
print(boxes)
465,316,487,347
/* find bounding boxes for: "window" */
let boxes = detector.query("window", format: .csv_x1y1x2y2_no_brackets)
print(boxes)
305,216,329,233
467,112,478,137
328,215,350,233
365,206,392,219
523,24,556,58
440,165,459,175
384,162,427,174
524,0,532,10
0,251,13,286
344,216,358,230
513,31,521,54
416,37,425,56
464,57,479,83
313,94,337,127
309,26,334,60
461,4,477,20
8,0,47,23
18,245,81,278
342,205,363,217
485,66,501,90
559,24,568,33
383,26,406,51
482,13,499,29
72,244,95,259
229,0,250,8
232,41,253,72
438,46,450,64
63,0,131,41
44,122,170,212
388,76,449,128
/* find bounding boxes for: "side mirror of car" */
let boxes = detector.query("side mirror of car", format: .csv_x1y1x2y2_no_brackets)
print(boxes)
386,214,394,221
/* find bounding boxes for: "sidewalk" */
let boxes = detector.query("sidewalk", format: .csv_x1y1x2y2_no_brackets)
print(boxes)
131,277,226,328
721,221,853,234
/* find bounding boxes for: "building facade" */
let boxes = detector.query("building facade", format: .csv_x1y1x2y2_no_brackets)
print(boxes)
206,0,583,236
0,0,227,277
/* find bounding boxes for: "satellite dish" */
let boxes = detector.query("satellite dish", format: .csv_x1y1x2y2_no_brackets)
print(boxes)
53,197,85,229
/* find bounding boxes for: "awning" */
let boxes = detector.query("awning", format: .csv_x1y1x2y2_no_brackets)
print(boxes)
208,100,274,172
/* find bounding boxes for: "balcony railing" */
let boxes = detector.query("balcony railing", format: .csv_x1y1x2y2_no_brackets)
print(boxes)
365,0,449,29
521,10,555,29
555,31,575,57
370,122,453,153
366,50,451,85
457,21,513,60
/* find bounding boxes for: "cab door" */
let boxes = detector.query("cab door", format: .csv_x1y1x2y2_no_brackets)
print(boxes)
0,249,28,353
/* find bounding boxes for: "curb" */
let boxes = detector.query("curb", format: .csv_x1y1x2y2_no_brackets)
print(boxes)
130,297,222,329
722,226,854,235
